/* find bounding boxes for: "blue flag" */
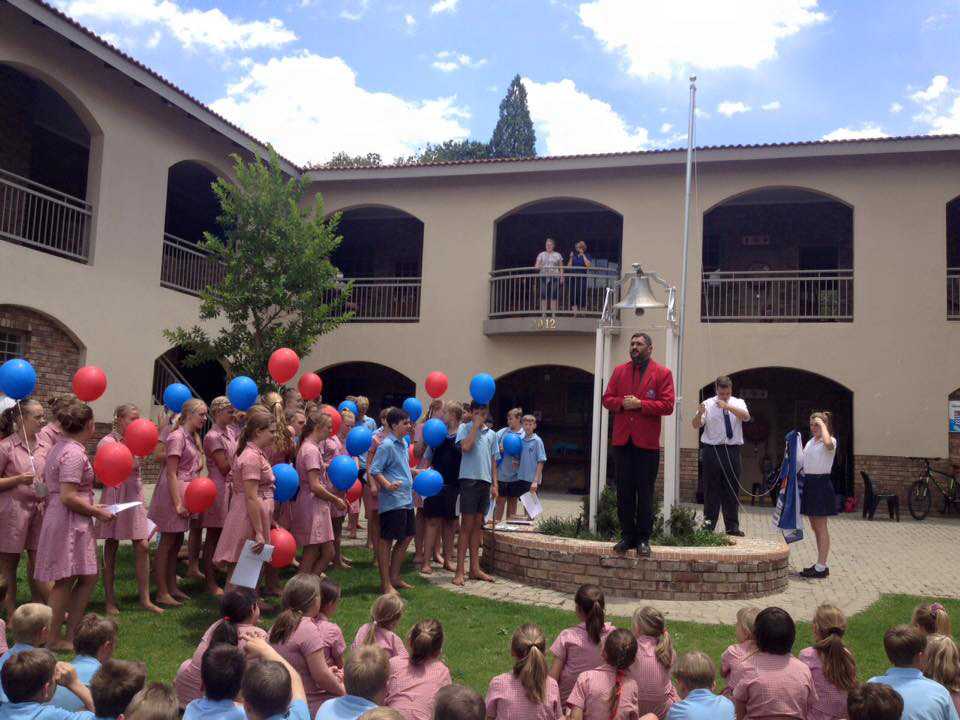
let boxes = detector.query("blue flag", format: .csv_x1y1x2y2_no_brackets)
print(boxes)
772,430,804,543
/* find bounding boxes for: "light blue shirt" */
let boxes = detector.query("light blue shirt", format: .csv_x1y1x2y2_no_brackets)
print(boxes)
265,698,308,720
456,422,500,482
50,656,100,712
313,695,377,720
495,428,522,482
518,433,547,482
667,689,734,720
356,416,376,468
0,703,94,720
183,697,246,720
869,667,960,720
369,434,413,514
0,643,34,704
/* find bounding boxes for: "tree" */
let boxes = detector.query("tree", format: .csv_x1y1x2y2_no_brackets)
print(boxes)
395,139,491,165
165,149,349,386
489,75,536,158
314,151,383,169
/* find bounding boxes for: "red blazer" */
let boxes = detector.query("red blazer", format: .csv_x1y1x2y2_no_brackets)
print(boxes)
602,359,676,449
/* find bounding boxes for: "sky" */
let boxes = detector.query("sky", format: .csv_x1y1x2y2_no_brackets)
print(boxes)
52,0,960,167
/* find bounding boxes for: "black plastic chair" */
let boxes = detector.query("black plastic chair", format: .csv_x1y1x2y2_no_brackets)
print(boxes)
861,471,900,521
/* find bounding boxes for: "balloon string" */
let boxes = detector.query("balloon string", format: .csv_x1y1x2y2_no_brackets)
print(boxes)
17,400,38,479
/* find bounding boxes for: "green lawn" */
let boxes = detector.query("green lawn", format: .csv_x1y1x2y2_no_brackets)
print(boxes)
10,546,959,693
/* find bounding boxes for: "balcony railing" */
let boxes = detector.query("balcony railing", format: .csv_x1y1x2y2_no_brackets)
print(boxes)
949,269,960,320
161,233,226,296
488,266,620,318
701,269,853,321
0,168,91,262
325,277,422,322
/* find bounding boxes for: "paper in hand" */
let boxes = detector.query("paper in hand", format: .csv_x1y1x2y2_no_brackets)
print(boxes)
484,500,495,524
106,501,142,514
146,519,158,540
229,540,275,589
519,492,543,519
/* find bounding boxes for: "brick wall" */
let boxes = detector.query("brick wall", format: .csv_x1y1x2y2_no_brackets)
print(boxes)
1,305,81,408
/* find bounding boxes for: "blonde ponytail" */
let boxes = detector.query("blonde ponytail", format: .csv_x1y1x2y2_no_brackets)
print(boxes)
511,624,547,705
633,606,674,670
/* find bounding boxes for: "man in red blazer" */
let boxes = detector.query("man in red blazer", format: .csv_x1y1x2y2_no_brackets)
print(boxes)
601,332,675,556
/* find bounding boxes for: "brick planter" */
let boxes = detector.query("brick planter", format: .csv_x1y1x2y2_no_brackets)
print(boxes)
481,528,789,601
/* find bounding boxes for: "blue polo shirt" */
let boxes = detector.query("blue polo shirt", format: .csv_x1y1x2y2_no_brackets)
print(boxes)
667,689,734,720
518,433,547,482
869,667,960,720
0,643,34,704
50,656,100,712
456,422,500,482
183,697,245,720
265,698,309,720
0,703,94,720
495,428,523,482
313,695,377,720
369,433,413,513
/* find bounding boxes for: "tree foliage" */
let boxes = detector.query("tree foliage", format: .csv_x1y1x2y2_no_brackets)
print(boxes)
164,149,349,386
315,151,383,168
395,139,492,164
489,75,536,158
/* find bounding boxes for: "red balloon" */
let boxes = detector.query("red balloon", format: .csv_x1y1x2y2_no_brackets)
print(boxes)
269,348,300,385
345,480,362,505
322,405,341,435
425,371,448,399
184,476,217,514
298,373,323,401
270,527,297,568
72,366,107,402
94,442,133,488
408,443,417,469
124,418,159,457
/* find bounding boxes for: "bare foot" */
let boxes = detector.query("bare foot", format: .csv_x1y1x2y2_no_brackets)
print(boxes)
443,563,457,572
105,604,120,616
433,553,444,565
452,575,465,586
393,579,413,590
381,585,398,595
419,565,434,575
172,589,191,601
413,556,424,566
141,600,165,615
469,570,495,583
188,569,205,580
156,594,181,606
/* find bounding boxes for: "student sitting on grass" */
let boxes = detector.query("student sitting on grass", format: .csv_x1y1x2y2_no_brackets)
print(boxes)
798,604,857,720
719,607,759,700
183,644,246,720
315,645,391,720
485,624,562,720
433,685,485,720
629,606,678,718
846,683,903,720
566,629,641,720
0,603,52,704
924,634,960,713
0,648,95,720
51,614,118,712
665,651,733,720
549,585,615,706
124,683,178,720
385,620,452,720
240,635,310,720
914,602,952,637
352,594,407,659
89,660,146,720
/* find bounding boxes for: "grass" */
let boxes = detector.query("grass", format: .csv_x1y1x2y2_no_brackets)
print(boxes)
10,546,960,693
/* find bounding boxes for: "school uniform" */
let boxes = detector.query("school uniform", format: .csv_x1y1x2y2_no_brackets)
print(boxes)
175,619,268,708
0,703,94,720
212,445,274,565
183,697,245,720
485,672,563,720
50,656,99,712
517,432,547,495
697,396,749,534
798,647,849,720
628,635,678,717
321,436,348,520
369,433,415,541
731,652,817,719
95,433,149,542
350,624,407,659
800,438,838,516
422,433,461,519
267,699,309,720
201,425,236,529
0,433,44,555
385,656,452,720
719,639,756,699
567,665,640,720
455,421,500,515
0,619,6,656
495,427,523,495
0,643,34,704
549,622,616,704
148,427,201,534
868,667,960,720
291,437,334,546
270,614,345,718
667,689,734,720
313,696,376,720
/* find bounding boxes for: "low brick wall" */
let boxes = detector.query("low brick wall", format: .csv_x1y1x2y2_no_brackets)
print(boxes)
481,528,789,601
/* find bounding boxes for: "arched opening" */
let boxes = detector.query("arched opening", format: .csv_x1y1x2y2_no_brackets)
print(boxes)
491,199,622,319
947,195,960,319
0,304,83,405
161,161,226,295
697,367,854,504
0,64,94,261
151,347,227,407
701,188,853,322
493,365,594,493
318,362,416,418
330,206,424,321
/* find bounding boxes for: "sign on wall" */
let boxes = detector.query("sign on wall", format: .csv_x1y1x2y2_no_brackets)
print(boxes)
950,401,960,432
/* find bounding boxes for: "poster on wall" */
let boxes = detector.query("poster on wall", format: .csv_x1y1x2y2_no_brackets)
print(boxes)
950,401,960,433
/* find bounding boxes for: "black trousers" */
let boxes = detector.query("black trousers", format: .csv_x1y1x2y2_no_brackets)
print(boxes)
702,443,741,532
613,444,660,543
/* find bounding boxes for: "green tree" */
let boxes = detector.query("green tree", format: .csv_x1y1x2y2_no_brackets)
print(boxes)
314,151,383,168
489,75,536,158
395,139,491,165
164,149,349,386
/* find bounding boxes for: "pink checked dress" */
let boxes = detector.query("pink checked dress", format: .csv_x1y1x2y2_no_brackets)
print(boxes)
271,614,346,717
270,438,295,531
33,424,61,469
0,432,44,553
385,656,453,720
292,437,334,546
174,618,269,707
550,622,617,704
213,444,274,564
96,432,149,541
628,635,678,718
567,666,640,720
202,424,236,529
148,427,201,533
321,435,347,519
720,639,756,698
731,652,818,719
486,671,563,720
350,623,407,659
34,439,98,581
798,647,850,720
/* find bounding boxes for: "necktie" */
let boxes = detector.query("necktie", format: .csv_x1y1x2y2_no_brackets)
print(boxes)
723,409,734,440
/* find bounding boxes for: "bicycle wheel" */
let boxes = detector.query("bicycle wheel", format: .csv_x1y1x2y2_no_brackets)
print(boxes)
908,480,932,520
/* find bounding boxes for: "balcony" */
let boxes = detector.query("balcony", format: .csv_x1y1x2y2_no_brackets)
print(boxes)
325,277,422,322
949,269,960,320
700,269,853,322
485,266,620,334
0,168,91,262
160,233,226,296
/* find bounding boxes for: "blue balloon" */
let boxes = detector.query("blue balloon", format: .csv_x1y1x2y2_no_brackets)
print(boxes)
469,373,496,405
162,383,192,413
345,426,372,457
329,455,358,491
423,418,447,449
227,376,259,412
0,359,36,400
272,463,299,503
402,397,422,422
503,432,523,457
338,400,359,417
413,468,443,498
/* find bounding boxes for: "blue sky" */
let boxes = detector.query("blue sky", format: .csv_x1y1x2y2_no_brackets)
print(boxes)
55,0,960,165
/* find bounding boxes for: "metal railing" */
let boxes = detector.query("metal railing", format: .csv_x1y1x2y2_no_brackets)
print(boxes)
161,233,226,296
0,168,91,262
488,266,620,318
324,277,422,322
700,269,854,321
949,268,960,320
151,355,212,433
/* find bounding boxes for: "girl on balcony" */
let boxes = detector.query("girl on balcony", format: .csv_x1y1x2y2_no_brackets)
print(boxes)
566,240,593,314
535,238,564,316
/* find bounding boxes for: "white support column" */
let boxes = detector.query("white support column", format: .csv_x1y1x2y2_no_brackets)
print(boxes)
588,325,605,533
598,329,613,495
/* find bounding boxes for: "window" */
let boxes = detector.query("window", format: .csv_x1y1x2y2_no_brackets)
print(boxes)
0,330,24,363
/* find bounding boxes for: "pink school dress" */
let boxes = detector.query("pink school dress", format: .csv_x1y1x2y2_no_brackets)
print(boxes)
202,424,236,529
321,435,347,519
385,655,453,720
720,639,756,699
628,635,678,718
271,614,346,717
33,424,61,469
567,665,640,720
550,621,617,704
0,432,44,554
174,618,269,707
485,671,563,720
292,437,334,546
350,623,407,659
269,440,295,531
798,647,849,720
96,432,149,541
34,439,98,581
213,445,274,564
148,427,201,534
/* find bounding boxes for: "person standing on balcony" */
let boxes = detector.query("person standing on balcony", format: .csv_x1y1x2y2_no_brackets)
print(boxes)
535,238,564,316
566,241,593,314
601,332,675,557
693,376,749,537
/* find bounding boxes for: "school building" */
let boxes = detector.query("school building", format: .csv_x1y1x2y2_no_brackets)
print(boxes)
2,0,960,506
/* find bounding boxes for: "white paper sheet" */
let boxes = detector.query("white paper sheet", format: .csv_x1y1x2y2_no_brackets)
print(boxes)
519,492,543,519
106,501,142,514
494,522,529,532
484,500,495,524
229,540,274,589
145,519,158,540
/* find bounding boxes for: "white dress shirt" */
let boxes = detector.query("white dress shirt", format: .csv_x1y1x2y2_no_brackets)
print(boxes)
698,396,749,446
800,437,837,475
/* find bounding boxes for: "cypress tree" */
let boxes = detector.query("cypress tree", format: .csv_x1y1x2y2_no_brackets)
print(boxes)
489,75,536,158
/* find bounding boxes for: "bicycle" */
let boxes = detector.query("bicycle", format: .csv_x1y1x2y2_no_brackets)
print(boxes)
907,458,960,520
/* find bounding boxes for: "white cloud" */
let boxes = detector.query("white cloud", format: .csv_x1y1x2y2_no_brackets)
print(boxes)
522,77,650,155
694,107,711,119
820,124,889,141
761,100,781,111
65,0,296,52
922,12,949,29
146,29,162,48
717,101,751,117
911,74,949,103
431,51,487,72
210,52,471,165
404,13,416,26
578,0,826,79
909,75,960,134
889,101,903,114
432,60,459,73
660,122,673,133
430,0,458,14
339,0,369,21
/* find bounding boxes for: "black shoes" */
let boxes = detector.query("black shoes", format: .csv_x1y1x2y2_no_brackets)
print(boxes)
636,541,651,557
613,539,632,554
613,539,652,557
726,529,746,537
800,565,829,579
